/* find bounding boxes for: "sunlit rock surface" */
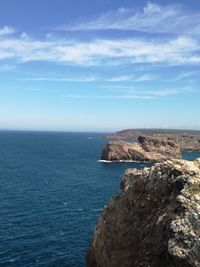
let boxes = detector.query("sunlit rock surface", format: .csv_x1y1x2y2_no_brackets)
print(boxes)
101,135,182,162
88,158,200,267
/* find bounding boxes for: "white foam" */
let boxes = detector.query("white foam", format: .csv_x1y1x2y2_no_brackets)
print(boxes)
98,159,137,163
93,208,103,212
97,160,112,163
76,208,84,212
9,257,20,262
118,160,137,163
98,159,150,163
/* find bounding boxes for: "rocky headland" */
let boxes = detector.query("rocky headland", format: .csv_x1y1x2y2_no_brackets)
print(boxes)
101,131,200,162
101,135,182,162
106,129,200,143
87,158,200,267
169,135,200,152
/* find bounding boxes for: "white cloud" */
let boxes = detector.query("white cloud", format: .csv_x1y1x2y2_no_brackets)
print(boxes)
20,32,30,40
0,35,199,66
60,94,153,100
135,74,155,81
107,75,132,82
101,85,130,91
102,85,193,97
0,26,15,36
21,75,96,82
145,87,191,96
21,74,133,82
60,86,193,100
57,2,200,35
177,71,197,80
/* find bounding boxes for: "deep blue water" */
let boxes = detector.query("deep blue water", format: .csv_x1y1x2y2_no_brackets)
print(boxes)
0,131,200,267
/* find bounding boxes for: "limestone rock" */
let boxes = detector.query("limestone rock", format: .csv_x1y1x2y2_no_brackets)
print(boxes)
106,129,200,153
171,135,200,152
87,158,200,267
101,135,181,162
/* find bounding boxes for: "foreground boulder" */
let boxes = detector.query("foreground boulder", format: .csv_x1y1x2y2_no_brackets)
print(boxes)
87,158,200,267
101,135,181,162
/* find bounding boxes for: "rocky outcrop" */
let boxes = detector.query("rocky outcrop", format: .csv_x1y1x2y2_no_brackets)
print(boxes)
87,158,200,267
106,129,200,152
169,135,200,152
101,135,181,162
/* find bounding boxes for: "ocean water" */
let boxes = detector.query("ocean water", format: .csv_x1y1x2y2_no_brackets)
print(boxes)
0,131,200,267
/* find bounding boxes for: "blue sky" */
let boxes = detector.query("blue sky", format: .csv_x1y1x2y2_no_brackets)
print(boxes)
0,0,200,131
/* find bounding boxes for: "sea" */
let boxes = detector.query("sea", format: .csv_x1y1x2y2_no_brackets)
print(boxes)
0,131,200,267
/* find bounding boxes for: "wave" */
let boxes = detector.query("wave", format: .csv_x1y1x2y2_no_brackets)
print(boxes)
93,208,103,212
9,257,21,263
98,159,152,164
98,159,139,163
76,208,84,212
97,160,112,163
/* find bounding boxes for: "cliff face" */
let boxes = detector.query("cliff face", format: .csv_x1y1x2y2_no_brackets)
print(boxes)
101,135,181,162
172,135,200,151
106,129,200,151
87,158,200,267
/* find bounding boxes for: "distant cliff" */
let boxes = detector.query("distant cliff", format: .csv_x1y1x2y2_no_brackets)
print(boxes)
106,129,200,152
106,129,200,142
101,135,182,162
87,158,200,267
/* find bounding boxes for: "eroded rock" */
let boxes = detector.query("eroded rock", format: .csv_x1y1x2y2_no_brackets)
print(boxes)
106,129,200,152
101,135,182,162
87,158,200,267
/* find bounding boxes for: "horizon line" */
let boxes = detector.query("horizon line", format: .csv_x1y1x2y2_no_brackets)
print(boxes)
1,128,200,134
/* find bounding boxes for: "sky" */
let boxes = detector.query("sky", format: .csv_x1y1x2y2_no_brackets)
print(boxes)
0,0,200,132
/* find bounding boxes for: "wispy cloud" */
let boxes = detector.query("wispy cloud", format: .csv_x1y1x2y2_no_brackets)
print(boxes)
107,75,132,82
176,71,198,80
21,76,96,82
60,86,194,100
57,2,200,35
166,70,199,82
21,74,133,83
144,87,192,96
60,94,153,100
102,85,194,97
0,26,15,36
135,74,156,81
0,35,199,66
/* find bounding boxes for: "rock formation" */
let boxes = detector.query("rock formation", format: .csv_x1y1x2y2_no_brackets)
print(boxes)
170,135,200,152
106,129,200,152
87,158,200,267
101,135,182,162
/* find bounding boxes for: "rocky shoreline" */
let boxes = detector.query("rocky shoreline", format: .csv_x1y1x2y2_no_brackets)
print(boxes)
101,133,200,162
87,158,200,267
106,129,200,141
101,135,182,162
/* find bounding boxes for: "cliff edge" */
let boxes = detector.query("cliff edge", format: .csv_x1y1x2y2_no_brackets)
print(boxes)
101,135,182,162
87,158,200,267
